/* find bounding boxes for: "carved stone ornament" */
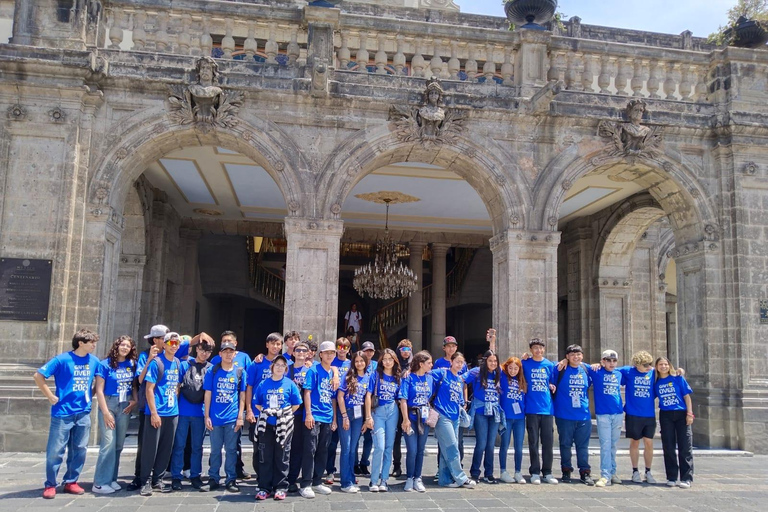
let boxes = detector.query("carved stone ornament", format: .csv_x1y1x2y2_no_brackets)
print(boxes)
548,216,558,227
288,201,300,212
115,147,128,160
562,179,573,190
49,107,66,123
388,77,468,148
743,161,758,175
598,99,663,158
168,57,244,133
330,203,342,215
7,104,26,120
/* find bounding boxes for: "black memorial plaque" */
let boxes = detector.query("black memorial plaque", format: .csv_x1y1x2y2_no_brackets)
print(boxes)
761,299,768,325
0,258,53,322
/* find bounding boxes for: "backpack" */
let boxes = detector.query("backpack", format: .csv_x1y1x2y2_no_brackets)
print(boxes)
137,352,181,411
180,360,212,404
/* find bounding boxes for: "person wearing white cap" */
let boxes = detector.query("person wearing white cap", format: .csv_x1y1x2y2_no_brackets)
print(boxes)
587,350,624,487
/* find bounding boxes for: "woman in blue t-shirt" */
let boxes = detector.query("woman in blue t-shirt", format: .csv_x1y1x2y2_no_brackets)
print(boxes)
93,335,138,494
432,352,476,489
398,350,434,492
654,357,694,489
369,348,401,492
337,351,372,493
499,356,527,484
464,350,502,483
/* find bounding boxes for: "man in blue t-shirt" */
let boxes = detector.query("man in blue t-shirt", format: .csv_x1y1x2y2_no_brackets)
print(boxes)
552,345,593,486
203,341,246,492
588,349,624,488
139,331,182,496
520,338,558,485
34,329,101,499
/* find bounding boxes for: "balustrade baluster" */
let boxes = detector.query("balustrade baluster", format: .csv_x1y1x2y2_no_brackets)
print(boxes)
155,13,169,52
430,40,444,78
501,47,514,86
647,60,661,98
664,62,678,100
565,52,579,90
679,64,693,101
338,32,351,69
448,41,461,80
265,23,278,63
581,54,595,92
356,31,370,72
288,28,300,65
411,41,426,78
615,57,629,96
107,9,123,50
630,58,645,97
200,21,213,57
376,34,388,74
598,55,612,94
132,12,147,51
222,20,235,59
694,65,708,102
244,24,257,59
393,35,406,75
177,14,192,55
483,43,496,84
465,44,478,82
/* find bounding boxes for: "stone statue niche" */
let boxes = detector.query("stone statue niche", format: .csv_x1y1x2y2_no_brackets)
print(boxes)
167,57,244,132
388,77,467,147
598,99,663,158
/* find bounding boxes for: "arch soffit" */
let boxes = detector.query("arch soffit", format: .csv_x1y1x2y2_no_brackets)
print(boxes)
88,111,309,216
316,126,532,234
532,146,716,242
657,227,677,278
597,206,667,276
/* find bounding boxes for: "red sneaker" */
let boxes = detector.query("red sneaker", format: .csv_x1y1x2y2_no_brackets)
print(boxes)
42,486,56,499
63,482,85,495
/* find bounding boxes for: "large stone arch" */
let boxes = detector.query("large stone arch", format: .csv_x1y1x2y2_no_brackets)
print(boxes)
316,126,532,234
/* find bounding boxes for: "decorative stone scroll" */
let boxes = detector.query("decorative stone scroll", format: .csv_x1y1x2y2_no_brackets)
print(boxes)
388,77,467,147
168,57,244,132
598,99,663,158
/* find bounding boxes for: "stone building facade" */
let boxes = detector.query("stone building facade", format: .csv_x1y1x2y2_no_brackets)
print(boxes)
0,0,766,453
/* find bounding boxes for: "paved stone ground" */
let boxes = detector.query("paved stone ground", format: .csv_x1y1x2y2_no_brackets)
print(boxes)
0,444,765,512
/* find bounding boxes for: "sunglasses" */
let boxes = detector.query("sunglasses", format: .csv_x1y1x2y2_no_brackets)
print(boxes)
294,348,308,353
641,363,652,368
165,339,180,347
336,345,349,350
399,347,412,352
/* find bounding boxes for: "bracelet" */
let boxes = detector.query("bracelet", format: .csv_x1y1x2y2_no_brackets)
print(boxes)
686,412,695,418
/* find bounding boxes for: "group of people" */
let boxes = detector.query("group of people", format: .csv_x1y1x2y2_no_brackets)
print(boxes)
34,326,695,501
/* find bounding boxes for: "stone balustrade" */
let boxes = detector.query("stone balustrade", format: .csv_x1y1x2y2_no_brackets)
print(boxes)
99,0,712,103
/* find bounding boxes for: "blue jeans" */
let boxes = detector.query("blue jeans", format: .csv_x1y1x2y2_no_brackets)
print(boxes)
555,418,592,473
596,414,622,479
356,430,373,467
45,411,91,488
171,415,205,479
403,422,430,479
93,397,131,486
209,422,239,483
499,417,526,473
370,401,398,484
339,416,364,488
470,413,500,479
434,413,469,486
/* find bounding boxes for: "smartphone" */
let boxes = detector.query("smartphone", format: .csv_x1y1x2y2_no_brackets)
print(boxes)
486,329,496,342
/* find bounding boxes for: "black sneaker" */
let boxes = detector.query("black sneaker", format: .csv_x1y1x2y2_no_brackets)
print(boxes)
190,477,203,490
127,479,142,492
140,482,153,496
393,467,403,479
359,465,370,476
482,476,498,484
354,464,362,476
200,479,220,492
287,483,299,493
562,471,572,483
226,480,240,493
580,473,595,486
171,479,182,491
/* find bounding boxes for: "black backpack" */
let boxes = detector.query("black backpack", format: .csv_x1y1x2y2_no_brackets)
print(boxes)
137,353,181,410
180,360,212,404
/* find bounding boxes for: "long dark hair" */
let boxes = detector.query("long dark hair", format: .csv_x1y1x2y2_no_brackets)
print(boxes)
410,350,432,374
376,348,401,387
479,350,501,391
344,351,369,396
107,335,138,370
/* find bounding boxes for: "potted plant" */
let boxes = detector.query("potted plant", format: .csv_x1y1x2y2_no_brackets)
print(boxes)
504,0,558,30
708,0,768,48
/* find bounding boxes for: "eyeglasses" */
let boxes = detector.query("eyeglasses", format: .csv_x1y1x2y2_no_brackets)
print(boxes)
165,339,180,347
294,348,308,353
273,364,287,369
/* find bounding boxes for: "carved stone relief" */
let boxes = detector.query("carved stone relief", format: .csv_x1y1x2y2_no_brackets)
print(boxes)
598,99,663,158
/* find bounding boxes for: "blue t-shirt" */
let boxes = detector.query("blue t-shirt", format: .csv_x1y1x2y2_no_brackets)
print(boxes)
588,367,624,415
370,372,399,406
175,341,191,361
144,354,181,416
210,351,252,372
618,366,655,417
366,360,378,375
332,357,351,373
464,367,500,414
552,365,591,421
38,352,101,418
204,365,246,426
97,358,135,400
500,375,525,419
290,364,311,416
247,356,293,402
177,360,206,417
433,358,468,375
254,377,302,425
521,358,555,415
431,369,465,420
303,364,336,423
338,373,371,417
655,375,692,411
398,372,434,422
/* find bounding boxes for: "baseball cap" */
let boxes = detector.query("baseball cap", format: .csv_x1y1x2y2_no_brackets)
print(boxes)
362,341,375,351
443,336,457,346
144,324,169,339
566,344,583,354
220,341,236,351
164,331,180,342
601,349,619,360
319,340,336,353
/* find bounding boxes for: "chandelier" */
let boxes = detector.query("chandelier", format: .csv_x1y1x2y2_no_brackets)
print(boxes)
353,193,419,300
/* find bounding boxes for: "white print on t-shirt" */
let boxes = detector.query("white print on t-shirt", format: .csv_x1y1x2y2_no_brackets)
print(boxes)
601,373,620,396
449,380,463,404
72,364,93,403
377,378,398,401
657,381,682,408
529,368,550,393
214,375,237,404
319,376,333,404
633,374,652,399
412,380,431,405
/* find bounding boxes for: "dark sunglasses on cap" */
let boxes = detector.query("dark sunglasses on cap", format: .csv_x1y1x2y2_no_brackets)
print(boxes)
602,358,618,362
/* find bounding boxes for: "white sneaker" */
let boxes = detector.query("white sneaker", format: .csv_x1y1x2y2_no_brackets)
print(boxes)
414,478,426,492
446,481,461,488
666,480,677,487
92,485,115,495
379,481,389,492
514,472,526,484
299,486,315,499
499,471,514,483
313,484,332,495
631,470,642,483
611,474,622,485
368,481,379,492
404,477,414,492
645,471,657,484
678,481,691,489
595,477,609,488
109,481,122,491
340,485,359,493
531,474,541,485
462,479,477,489
543,474,559,484
182,469,191,479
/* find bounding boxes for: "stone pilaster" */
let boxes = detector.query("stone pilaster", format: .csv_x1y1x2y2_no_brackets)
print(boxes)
430,243,450,355
407,241,426,351
596,279,632,363
283,218,343,343
491,230,560,360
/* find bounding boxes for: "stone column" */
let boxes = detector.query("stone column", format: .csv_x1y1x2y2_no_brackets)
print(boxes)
430,243,450,355
597,279,632,363
491,231,560,360
283,218,343,343
407,241,426,351
177,229,201,335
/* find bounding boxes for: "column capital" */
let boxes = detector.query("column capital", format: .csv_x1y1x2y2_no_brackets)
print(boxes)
490,229,561,253
284,218,344,238
431,242,452,255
